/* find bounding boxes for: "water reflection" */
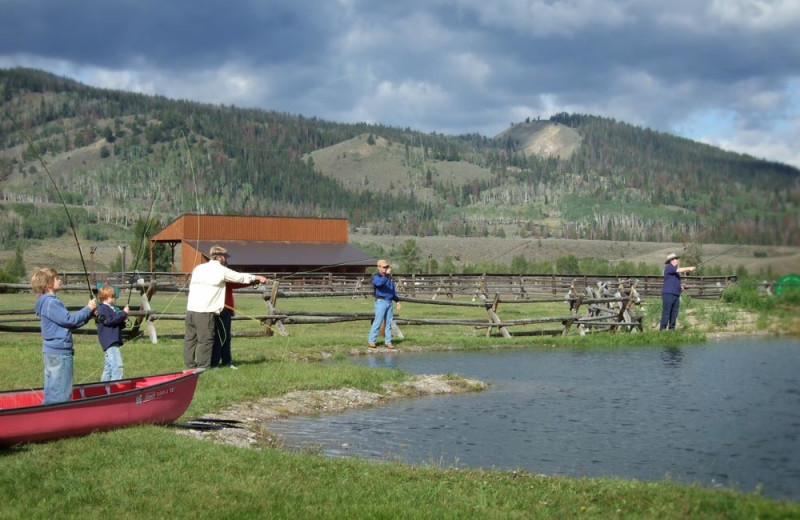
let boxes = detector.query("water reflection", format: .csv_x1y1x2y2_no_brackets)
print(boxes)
268,338,800,500
365,352,398,369
660,346,684,368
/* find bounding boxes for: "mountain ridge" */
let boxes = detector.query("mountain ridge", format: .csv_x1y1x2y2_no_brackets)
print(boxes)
1,67,798,259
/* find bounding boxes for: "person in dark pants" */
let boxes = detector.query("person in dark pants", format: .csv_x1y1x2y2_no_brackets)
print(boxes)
660,253,696,330
184,245,268,369
212,304,235,369
211,252,257,369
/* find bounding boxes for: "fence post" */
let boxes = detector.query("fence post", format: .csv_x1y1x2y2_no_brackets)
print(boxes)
481,293,511,338
130,279,158,344
263,281,287,336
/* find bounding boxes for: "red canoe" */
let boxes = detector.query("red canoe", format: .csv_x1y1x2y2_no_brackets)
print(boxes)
0,369,204,446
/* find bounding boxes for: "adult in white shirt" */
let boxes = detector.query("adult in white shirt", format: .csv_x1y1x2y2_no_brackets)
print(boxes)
184,245,268,368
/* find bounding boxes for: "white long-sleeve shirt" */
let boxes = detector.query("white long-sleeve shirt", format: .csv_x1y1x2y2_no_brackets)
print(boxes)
186,260,257,314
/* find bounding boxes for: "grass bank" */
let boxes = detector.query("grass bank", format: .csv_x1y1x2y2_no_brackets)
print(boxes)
3,426,797,520
1,291,798,518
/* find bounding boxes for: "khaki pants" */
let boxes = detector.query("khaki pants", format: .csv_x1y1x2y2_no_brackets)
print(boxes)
184,311,215,368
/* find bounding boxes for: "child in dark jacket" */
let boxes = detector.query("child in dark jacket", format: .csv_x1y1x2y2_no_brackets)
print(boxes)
96,285,129,381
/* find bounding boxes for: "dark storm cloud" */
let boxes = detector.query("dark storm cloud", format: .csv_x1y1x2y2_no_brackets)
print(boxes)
0,0,337,69
1,0,798,166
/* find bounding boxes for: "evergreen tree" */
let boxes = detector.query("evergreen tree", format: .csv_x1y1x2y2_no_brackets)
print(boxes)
0,246,26,284
395,239,421,273
130,217,171,272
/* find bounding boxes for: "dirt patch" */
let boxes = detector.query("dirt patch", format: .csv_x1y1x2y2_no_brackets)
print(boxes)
176,374,488,449
349,233,800,276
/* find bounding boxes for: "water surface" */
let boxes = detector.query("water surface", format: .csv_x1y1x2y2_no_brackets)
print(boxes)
267,338,800,499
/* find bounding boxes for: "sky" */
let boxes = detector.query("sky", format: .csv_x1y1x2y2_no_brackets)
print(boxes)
2,0,799,168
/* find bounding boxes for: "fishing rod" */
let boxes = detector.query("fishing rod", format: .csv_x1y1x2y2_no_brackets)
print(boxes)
4,110,95,299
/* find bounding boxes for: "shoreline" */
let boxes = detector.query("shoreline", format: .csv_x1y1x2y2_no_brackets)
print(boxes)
178,373,488,448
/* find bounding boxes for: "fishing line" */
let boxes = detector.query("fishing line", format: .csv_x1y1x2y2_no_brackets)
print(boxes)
696,243,744,268
271,257,378,283
125,188,160,307
146,131,203,327
4,109,95,299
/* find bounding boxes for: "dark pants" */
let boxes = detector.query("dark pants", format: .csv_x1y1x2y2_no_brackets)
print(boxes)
184,311,215,368
660,293,681,330
212,308,233,367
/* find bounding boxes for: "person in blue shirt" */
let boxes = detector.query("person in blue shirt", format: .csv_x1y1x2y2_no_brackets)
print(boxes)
660,253,696,330
368,259,401,349
32,268,97,404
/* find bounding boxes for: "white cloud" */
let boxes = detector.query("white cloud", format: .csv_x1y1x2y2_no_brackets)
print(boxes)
448,52,491,84
709,0,800,30
340,79,450,128
661,0,800,32
703,123,800,167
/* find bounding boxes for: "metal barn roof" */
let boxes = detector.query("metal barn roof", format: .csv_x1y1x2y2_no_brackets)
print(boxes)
191,240,374,270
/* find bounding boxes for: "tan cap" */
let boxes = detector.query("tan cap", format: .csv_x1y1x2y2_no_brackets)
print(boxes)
209,245,228,257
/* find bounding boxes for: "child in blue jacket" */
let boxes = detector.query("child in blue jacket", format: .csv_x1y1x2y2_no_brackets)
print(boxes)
32,268,97,404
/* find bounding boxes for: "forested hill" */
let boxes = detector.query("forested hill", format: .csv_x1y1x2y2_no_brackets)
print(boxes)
1,67,798,248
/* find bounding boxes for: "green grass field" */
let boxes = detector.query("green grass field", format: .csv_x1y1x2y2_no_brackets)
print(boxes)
1,291,798,519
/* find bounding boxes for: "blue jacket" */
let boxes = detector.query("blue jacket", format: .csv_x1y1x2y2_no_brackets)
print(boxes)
372,273,399,301
662,264,683,296
34,293,94,355
96,303,128,351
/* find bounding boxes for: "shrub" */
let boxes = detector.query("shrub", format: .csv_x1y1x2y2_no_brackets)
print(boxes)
709,306,736,327
721,280,774,311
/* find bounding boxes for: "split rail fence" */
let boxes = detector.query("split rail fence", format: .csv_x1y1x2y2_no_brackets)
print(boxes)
0,272,738,343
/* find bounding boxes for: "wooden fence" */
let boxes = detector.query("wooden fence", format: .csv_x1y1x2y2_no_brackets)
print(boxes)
0,272,686,341
51,271,738,299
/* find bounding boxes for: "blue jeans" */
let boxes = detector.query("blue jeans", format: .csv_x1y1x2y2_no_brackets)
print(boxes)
101,345,124,381
369,298,394,345
42,352,73,405
660,293,681,330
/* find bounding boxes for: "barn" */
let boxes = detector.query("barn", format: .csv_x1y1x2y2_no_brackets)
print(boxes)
149,214,375,274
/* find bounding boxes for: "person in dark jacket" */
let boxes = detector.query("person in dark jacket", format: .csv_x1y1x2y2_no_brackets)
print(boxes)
32,268,97,404
210,247,262,369
660,253,696,330
96,285,129,381
368,259,401,349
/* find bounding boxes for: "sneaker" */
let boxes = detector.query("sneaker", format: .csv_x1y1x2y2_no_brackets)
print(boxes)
385,344,394,349
228,364,238,370
368,343,377,348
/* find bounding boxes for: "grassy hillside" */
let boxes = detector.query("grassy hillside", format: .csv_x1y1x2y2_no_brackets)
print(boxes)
1,67,799,277
307,134,495,201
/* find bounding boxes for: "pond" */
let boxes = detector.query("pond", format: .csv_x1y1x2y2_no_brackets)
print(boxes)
267,338,800,500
